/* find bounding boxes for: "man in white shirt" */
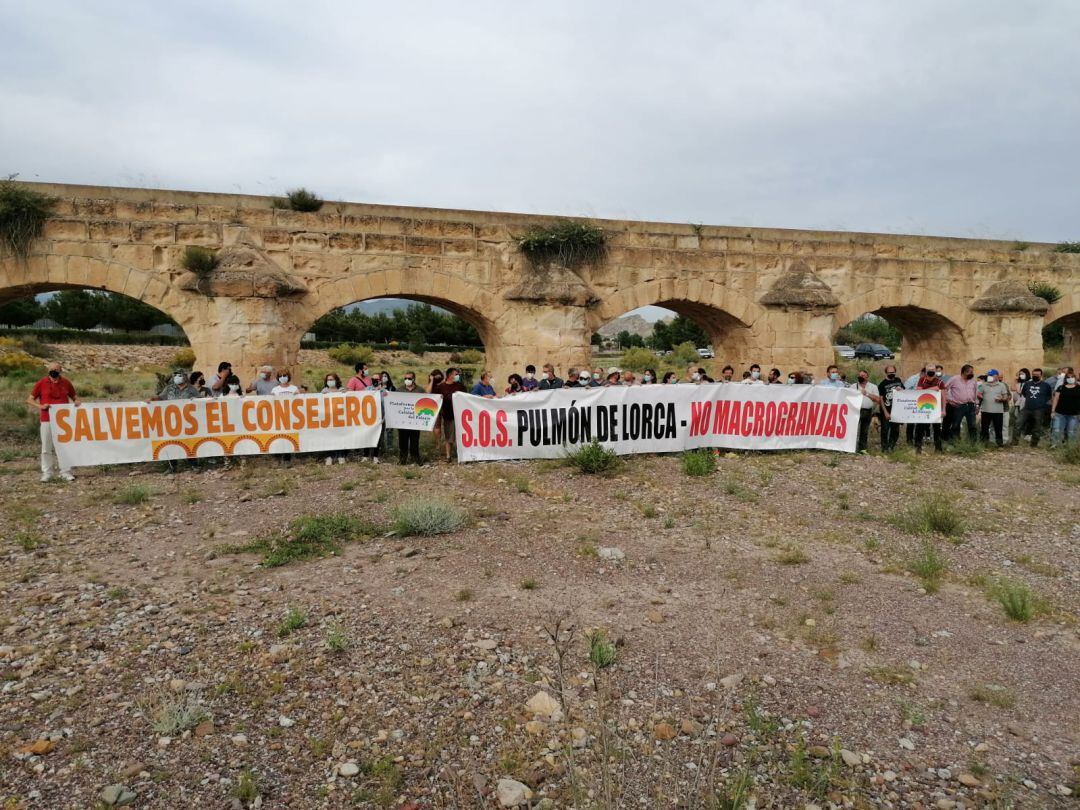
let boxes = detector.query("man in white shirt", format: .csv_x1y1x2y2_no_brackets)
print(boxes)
850,370,881,452
741,363,764,384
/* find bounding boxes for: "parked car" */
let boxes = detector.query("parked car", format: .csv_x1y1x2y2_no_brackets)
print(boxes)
697,347,715,359
833,344,855,359
853,342,895,360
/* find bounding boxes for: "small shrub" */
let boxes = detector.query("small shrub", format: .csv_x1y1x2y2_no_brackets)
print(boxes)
327,343,375,367
991,577,1044,622
0,350,42,376
1012,241,1030,251
520,578,539,590
586,629,617,669
138,689,208,736
277,606,308,637
866,665,915,685
267,514,378,567
565,441,620,475
457,348,484,365
1054,442,1080,466
682,449,716,476
0,180,57,258
406,328,426,356
114,485,152,505
968,683,1016,708
391,497,467,536
181,488,202,504
179,245,218,276
946,437,984,457
232,770,260,803
639,504,657,518
619,346,655,371
906,541,948,593
890,492,964,539
14,530,41,551
273,188,323,212
672,341,701,365
775,545,809,565
454,588,474,602
517,219,606,267
172,348,196,369
324,621,350,653
1027,280,1061,304
1052,241,1080,253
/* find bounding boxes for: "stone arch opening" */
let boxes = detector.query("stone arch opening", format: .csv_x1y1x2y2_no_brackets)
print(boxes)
833,291,969,372
304,295,489,351
1044,294,1080,367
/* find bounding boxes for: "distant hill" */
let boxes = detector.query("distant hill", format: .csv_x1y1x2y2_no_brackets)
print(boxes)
598,313,665,339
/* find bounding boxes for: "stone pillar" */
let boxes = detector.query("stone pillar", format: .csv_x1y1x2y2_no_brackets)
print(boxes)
752,309,834,376
487,301,593,379
968,282,1051,380
184,298,305,381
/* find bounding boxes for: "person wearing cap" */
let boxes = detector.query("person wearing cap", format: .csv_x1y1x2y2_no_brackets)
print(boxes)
574,369,595,388
246,365,277,395
28,361,80,483
943,364,978,442
153,369,201,402
977,369,1010,447
605,370,621,386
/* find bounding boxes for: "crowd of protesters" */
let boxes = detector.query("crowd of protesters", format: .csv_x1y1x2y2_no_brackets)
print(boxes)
27,356,1079,479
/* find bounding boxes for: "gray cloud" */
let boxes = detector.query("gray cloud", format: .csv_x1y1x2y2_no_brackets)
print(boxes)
1,0,1077,240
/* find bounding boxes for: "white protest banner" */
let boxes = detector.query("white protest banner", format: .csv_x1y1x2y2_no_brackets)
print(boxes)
50,392,382,468
453,384,861,462
888,389,942,424
382,391,443,430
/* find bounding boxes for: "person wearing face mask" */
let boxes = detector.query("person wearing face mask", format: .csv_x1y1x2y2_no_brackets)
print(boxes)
28,362,80,483
818,365,846,389
347,362,373,391
1050,367,1079,446
877,365,905,451
521,365,539,392
246,365,276,396
1009,368,1030,445
576,370,595,388
913,364,946,453
1017,368,1054,448
320,373,348,465
271,370,299,466
943,364,979,442
538,363,563,390
593,367,605,384
223,374,243,397
662,371,678,384
152,368,200,402
505,373,524,395
434,367,467,462
850,370,881,453
397,373,423,464
742,363,764,385
977,369,1010,447
190,371,211,398
428,369,446,455
641,368,656,385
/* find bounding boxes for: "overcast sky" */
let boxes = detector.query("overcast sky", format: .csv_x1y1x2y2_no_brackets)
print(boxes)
2,0,1078,243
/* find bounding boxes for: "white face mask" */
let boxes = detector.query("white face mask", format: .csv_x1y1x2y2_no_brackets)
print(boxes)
750,370,760,379
592,372,601,380
325,379,337,389
787,377,794,384
262,372,271,379
1068,377,1077,385
691,373,701,381
579,376,590,384
228,384,239,393
404,379,415,387
643,375,652,383
1019,373,1027,381
173,374,184,384
525,373,534,380
278,376,288,384
829,372,839,381
986,375,996,383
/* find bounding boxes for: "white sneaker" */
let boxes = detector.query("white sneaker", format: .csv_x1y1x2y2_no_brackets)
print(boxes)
372,457,381,465
40,473,52,483
360,457,369,463
61,473,75,482
325,457,333,466
337,457,346,465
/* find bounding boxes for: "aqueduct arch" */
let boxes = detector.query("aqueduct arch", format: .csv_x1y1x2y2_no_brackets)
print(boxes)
2,181,1077,380
1045,293,1080,369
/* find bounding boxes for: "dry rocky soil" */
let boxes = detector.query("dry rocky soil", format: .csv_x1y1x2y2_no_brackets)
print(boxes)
1,360,1078,808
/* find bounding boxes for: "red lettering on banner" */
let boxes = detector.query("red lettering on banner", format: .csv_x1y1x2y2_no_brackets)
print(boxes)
460,409,474,447
763,401,778,435
725,401,741,434
795,402,808,434
689,401,711,436
806,403,821,435
478,411,492,446
835,405,848,439
712,400,730,434
495,410,509,447
752,402,765,436
739,403,752,436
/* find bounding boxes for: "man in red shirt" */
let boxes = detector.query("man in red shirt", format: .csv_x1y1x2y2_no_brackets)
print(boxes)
27,362,80,482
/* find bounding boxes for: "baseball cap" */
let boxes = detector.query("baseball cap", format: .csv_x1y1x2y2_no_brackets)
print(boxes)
606,367,620,375
987,369,1000,376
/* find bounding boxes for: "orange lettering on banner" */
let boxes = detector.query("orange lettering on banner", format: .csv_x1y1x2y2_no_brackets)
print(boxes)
345,396,361,425
142,405,164,437
183,403,199,435
221,402,236,432
91,408,107,440
106,407,123,438
163,404,182,436
331,395,345,427
361,396,376,425
54,408,72,442
273,398,291,431
206,401,223,433
291,397,305,428
74,409,92,441
305,397,320,429
255,399,272,431
124,408,142,440
241,400,257,432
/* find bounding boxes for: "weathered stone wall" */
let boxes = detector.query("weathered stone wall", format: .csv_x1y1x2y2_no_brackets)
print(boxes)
2,182,1077,379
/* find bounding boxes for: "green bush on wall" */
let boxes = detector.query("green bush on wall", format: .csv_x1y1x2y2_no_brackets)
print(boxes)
272,188,324,212
0,180,57,259
517,220,606,267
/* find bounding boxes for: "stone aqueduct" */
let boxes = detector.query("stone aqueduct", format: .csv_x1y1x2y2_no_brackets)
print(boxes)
2,182,1078,378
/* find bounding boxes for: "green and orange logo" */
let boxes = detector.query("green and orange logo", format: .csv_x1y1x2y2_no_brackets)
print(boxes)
413,397,438,417
916,393,938,411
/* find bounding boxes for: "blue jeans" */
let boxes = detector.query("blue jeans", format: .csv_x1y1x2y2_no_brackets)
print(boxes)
1051,413,1079,445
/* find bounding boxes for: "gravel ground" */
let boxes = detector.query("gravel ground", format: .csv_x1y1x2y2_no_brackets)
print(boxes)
1,443,1078,809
